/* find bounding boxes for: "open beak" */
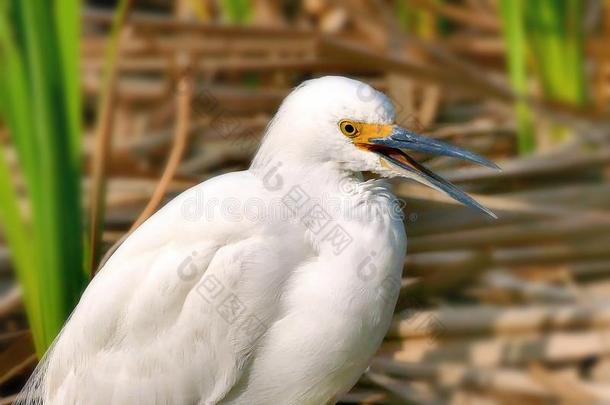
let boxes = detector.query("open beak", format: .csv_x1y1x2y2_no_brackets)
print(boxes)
356,124,499,218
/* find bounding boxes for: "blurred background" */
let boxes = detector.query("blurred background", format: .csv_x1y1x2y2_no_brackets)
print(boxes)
1,0,610,403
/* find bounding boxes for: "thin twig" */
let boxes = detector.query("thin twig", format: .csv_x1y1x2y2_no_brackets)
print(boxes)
128,71,193,233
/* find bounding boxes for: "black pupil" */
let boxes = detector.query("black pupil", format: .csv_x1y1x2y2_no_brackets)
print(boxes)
344,124,354,133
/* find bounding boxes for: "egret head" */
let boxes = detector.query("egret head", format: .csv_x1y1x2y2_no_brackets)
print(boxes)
255,76,498,217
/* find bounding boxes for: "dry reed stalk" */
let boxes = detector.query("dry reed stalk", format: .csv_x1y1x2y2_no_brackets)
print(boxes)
389,302,610,339
88,1,133,276
129,71,193,232
366,372,438,404
83,8,314,39
382,329,610,367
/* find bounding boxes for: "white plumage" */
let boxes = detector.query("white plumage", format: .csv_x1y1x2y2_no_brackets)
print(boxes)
18,76,494,405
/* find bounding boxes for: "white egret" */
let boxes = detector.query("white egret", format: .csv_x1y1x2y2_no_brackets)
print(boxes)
18,76,496,405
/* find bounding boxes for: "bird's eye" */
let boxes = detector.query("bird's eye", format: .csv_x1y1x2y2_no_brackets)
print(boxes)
339,120,359,138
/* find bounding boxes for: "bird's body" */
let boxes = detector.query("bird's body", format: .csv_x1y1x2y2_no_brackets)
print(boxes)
19,76,495,405
25,169,405,405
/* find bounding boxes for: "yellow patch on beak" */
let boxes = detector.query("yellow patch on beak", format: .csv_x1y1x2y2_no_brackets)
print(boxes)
338,120,393,148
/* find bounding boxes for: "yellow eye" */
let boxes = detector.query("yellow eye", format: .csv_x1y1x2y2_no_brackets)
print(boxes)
339,120,359,138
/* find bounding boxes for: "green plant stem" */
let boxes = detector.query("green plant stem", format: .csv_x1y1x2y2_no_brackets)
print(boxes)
500,0,535,154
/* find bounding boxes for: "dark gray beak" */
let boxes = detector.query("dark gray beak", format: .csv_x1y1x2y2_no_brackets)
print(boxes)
368,126,499,219
372,126,500,170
